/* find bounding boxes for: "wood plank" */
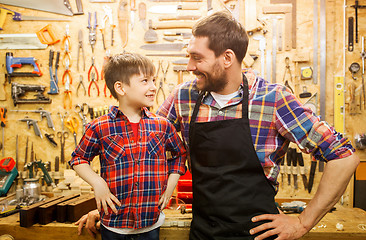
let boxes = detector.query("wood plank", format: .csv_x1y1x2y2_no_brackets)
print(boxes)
67,194,96,222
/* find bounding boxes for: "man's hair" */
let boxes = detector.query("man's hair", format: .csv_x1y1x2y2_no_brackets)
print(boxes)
103,52,155,99
192,11,249,63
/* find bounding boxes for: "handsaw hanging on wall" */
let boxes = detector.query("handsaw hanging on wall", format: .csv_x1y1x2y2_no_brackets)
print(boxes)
0,0,74,16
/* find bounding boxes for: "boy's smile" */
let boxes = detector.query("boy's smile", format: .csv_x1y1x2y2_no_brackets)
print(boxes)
122,73,157,108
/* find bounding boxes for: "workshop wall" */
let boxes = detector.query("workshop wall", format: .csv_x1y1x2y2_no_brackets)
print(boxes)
0,0,364,207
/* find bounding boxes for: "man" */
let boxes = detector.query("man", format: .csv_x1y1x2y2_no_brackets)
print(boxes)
76,11,359,240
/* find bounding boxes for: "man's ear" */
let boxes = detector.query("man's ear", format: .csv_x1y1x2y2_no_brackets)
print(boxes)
114,81,125,96
223,49,235,68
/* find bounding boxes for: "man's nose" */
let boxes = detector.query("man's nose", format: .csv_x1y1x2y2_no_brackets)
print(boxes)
186,58,196,72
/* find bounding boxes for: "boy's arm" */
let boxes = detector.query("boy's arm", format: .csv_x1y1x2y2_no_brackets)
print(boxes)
73,164,121,215
158,173,180,210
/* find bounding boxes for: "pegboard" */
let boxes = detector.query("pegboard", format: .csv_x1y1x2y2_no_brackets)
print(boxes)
0,0,362,207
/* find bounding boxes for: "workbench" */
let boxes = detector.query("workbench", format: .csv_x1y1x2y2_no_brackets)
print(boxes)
0,206,365,239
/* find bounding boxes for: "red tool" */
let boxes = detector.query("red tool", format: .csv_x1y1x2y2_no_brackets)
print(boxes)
88,72,100,97
88,57,99,81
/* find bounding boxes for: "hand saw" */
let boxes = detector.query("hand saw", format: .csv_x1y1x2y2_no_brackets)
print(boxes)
0,0,74,16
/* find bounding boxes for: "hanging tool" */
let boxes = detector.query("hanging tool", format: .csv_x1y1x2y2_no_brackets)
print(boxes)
130,0,136,30
77,30,85,71
290,148,298,190
282,57,294,93
144,20,158,43
118,0,129,49
313,0,318,85
0,33,47,49
57,112,69,164
319,0,326,122
11,83,52,106
75,0,84,15
76,75,87,97
62,24,72,57
156,79,166,104
48,50,60,95
160,60,170,83
299,86,311,98
334,76,345,134
361,36,366,110
286,148,292,186
308,157,317,193
88,12,98,53
300,67,313,80
19,117,42,138
101,5,115,48
280,157,286,185
139,2,147,30
5,52,42,83
159,15,201,21
349,62,360,80
75,103,89,134
140,43,187,51
36,24,60,45
0,157,18,196
65,116,79,147
148,4,200,14
173,66,188,84
297,152,308,190
64,78,72,110
88,57,99,83
350,1,366,44
0,7,71,30
10,108,55,130
253,34,266,77
45,133,57,147
24,136,28,165
0,108,6,157
0,0,74,16
152,21,195,29
62,59,73,85
88,72,100,97
348,17,354,52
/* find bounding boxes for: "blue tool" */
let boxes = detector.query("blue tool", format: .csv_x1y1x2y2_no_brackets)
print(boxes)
5,52,42,83
48,50,60,94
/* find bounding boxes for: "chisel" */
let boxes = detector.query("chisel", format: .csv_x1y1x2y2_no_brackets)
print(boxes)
297,152,308,190
291,148,298,190
286,148,292,186
308,158,317,193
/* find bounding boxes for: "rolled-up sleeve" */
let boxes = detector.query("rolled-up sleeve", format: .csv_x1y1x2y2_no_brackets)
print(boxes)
69,122,101,167
275,85,355,162
164,121,187,175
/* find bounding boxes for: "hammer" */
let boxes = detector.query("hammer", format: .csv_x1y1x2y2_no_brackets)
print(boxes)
173,66,188,84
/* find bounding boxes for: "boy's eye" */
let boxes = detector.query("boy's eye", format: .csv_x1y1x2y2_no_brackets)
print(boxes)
142,79,148,83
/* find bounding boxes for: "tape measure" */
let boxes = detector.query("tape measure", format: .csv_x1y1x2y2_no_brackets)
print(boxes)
301,67,313,80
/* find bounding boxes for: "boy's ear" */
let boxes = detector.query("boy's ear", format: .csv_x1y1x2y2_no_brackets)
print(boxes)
114,81,125,95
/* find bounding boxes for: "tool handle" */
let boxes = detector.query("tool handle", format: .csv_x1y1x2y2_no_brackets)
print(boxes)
49,50,54,67
0,108,6,127
0,7,13,30
131,0,136,11
139,2,146,20
32,121,42,138
286,148,292,166
152,21,195,29
291,148,298,167
177,3,200,10
297,152,305,166
159,15,200,21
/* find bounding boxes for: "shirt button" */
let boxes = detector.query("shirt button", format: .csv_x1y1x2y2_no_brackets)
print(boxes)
218,110,224,115
131,140,134,143
135,203,138,207
135,182,139,186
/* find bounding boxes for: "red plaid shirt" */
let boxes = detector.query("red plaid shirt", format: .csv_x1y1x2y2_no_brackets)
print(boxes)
69,106,187,229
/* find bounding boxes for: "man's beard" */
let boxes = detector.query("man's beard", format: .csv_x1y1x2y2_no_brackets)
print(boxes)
194,63,227,93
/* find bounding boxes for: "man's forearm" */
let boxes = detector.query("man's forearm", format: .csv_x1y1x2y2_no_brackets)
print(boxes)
298,154,360,231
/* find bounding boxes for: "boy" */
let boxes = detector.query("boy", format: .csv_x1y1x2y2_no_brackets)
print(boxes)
69,52,187,239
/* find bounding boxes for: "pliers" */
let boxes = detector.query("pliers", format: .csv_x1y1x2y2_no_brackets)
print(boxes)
88,57,99,81
88,12,97,53
64,77,72,109
62,58,73,85
160,60,169,82
283,57,294,94
76,75,86,97
156,79,166,104
88,72,100,97
77,29,85,71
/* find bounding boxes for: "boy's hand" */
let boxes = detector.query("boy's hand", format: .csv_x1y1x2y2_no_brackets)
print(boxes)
93,179,121,215
158,191,170,210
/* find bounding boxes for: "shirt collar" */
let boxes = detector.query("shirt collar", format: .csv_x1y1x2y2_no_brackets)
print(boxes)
109,106,153,119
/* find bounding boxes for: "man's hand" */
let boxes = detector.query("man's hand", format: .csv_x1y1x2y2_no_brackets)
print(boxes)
74,209,101,238
249,213,308,240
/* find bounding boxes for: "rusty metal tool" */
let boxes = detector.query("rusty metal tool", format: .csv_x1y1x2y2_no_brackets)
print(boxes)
118,0,129,49
350,0,366,43
77,30,85,71
87,12,97,53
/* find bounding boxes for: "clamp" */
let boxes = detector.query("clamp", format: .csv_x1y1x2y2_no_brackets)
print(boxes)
88,12,98,53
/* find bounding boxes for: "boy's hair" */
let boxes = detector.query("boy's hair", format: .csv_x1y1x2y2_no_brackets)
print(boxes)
192,11,249,63
103,52,155,99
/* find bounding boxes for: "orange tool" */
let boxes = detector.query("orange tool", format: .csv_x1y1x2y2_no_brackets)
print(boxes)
36,24,60,45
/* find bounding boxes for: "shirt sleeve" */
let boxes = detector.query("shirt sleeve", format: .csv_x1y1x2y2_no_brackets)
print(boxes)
69,121,101,167
157,89,181,132
164,120,187,175
274,85,355,162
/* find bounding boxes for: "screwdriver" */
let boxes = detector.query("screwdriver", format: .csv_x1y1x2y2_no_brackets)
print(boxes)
0,107,7,157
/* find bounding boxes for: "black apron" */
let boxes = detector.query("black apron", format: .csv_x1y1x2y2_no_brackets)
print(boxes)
188,75,279,240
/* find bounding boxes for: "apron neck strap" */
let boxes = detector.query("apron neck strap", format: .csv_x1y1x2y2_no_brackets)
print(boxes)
190,73,250,124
